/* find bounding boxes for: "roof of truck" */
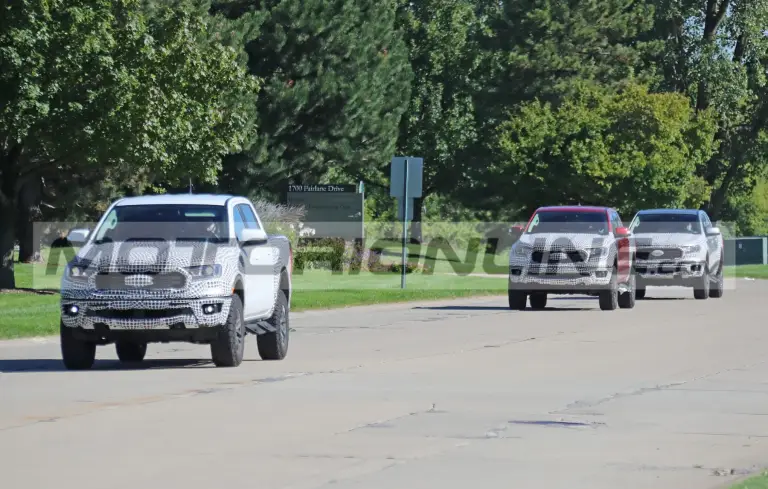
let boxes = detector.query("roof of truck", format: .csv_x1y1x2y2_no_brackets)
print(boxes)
535,205,611,213
114,194,237,207
636,208,701,215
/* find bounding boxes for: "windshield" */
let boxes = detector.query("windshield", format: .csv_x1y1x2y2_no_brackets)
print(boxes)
92,204,230,243
525,210,609,235
630,213,701,234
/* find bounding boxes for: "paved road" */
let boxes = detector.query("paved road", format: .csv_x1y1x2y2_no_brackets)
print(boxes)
2,279,767,489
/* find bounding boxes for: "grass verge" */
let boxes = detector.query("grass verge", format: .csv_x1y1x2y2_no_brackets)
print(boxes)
1,257,507,339
728,472,768,489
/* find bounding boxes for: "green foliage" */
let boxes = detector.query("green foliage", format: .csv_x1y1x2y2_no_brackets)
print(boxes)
0,0,258,185
393,0,491,200
0,0,259,287
214,0,413,198
493,83,717,216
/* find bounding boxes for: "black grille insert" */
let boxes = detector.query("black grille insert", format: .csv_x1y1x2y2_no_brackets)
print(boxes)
86,308,194,319
636,248,683,260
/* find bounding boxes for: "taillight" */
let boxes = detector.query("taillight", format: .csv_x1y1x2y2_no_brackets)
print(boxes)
288,245,293,275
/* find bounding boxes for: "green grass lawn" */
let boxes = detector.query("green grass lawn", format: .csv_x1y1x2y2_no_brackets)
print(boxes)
3,242,768,340
729,472,768,489
0,245,507,339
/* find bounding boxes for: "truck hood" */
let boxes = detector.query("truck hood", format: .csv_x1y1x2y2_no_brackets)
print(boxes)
514,233,613,250
632,233,704,248
71,240,239,273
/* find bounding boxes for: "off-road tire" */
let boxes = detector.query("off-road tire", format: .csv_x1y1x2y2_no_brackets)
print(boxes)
693,261,710,300
258,290,289,360
529,293,547,310
116,342,147,363
709,262,724,298
599,265,619,311
618,273,636,309
210,294,245,367
60,321,96,370
508,289,527,310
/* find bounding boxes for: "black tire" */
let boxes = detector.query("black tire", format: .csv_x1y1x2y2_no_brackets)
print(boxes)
210,294,246,367
635,287,646,300
693,262,710,300
618,273,636,309
529,293,547,310
258,290,289,360
508,289,527,310
116,342,147,363
60,321,96,370
599,265,619,311
709,263,724,298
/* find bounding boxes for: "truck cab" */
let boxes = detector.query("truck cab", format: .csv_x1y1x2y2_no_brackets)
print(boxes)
59,194,293,370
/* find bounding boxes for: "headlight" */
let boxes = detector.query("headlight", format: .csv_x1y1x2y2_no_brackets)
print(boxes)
67,262,93,279
586,248,604,259
681,245,701,254
513,244,531,256
185,264,222,279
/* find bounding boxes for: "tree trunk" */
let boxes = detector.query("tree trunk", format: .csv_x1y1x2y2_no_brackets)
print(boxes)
16,176,44,263
0,204,16,289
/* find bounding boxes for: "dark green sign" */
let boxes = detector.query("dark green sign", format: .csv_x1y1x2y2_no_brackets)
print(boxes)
287,184,364,238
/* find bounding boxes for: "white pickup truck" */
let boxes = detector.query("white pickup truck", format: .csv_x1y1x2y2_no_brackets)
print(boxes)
628,208,724,299
59,194,293,370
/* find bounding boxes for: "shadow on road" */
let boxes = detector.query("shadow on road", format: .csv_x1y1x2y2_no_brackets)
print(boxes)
413,305,595,312
413,305,510,311
0,358,213,373
638,297,688,301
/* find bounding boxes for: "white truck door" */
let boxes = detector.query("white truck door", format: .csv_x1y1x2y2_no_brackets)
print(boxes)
235,203,276,319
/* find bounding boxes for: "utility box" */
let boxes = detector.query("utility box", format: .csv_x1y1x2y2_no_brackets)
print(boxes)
723,237,768,266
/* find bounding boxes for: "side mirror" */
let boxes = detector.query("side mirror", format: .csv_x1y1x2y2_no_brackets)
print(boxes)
614,226,630,238
706,226,721,237
509,225,524,235
240,228,268,246
66,229,90,245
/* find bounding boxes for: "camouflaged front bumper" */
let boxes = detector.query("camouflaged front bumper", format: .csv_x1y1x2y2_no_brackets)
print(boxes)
60,296,233,331
508,263,615,291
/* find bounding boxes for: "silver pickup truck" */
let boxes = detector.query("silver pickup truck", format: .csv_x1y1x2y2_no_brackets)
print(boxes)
628,209,724,300
60,194,293,370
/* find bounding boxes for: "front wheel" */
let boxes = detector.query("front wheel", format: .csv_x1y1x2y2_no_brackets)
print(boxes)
508,289,527,310
618,273,636,309
709,264,724,298
529,293,547,310
210,294,246,367
693,262,710,300
599,265,619,311
257,290,289,360
116,342,147,363
61,322,96,370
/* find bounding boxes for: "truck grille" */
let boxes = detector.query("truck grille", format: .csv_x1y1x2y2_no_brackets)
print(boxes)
636,248,683,260
94,271,187,290
86,307,193,319
531,250,587,263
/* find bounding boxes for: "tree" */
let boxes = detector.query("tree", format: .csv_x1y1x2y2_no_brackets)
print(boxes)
492,83,717,216
0,0,259,288
211,0,412,200
645,0,768,220
457,0,663,216
392,0,493,238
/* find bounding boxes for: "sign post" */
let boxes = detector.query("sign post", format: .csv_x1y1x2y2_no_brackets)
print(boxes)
390,156,423,289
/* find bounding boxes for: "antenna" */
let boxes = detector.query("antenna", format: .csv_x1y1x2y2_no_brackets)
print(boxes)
189,177,193,194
